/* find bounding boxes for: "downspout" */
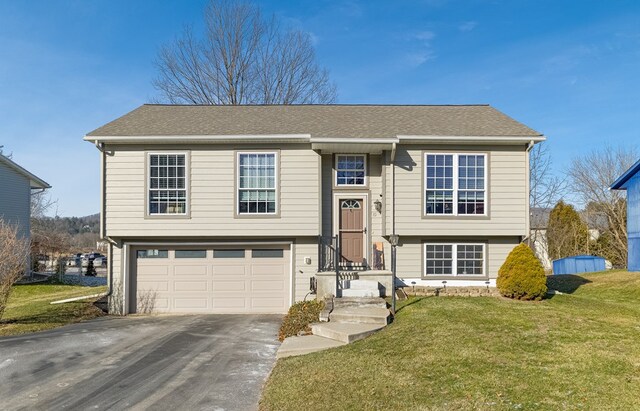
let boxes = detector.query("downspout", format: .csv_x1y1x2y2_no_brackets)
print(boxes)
96,142,113,300
524,140,535,245
390,143,397,236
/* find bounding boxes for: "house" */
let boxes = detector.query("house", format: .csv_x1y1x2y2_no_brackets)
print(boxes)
0,153,50,273
84,104,545,314
610,158,640,271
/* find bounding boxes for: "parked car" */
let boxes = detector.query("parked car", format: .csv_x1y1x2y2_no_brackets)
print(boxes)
67,253,83,267
81,252,105,267
93,256,106,267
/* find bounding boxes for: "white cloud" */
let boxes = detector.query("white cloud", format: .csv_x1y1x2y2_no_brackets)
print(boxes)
458,21,478,32
404,50,435,67
414,30,435,42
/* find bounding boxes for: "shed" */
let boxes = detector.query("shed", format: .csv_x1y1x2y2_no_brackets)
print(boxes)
552,255,606,275
610,158,640,272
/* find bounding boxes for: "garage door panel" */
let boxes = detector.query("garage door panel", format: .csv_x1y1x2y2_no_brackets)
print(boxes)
174,298,208,309
133,245,290,314
137,281,170,292
213,297,248,309
213,281,246,292
251,264,286,276
137,265,169,276
252,297,287,309
251,280,285,291
174,265,208,276
212,265,247,276
174,281,208,292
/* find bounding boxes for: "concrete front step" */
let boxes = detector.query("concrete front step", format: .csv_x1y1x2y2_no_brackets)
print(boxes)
344,279,382,290
311,322,384,343
341,288,381,298
333,297,388,309
277,335,347,358
329,307,391,325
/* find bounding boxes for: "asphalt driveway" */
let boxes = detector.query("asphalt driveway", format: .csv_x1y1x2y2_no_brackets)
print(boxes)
0,314,282,411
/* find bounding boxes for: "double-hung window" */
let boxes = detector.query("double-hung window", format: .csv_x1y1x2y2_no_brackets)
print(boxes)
424,243,485,276
148,153,187,215
424,153,486,215
238,152,277,214
336,155,366,186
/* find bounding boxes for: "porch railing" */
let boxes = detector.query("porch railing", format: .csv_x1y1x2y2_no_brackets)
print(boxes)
318,235,339,272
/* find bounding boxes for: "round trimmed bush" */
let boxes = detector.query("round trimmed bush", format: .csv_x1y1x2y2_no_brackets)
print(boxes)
497,243,547,300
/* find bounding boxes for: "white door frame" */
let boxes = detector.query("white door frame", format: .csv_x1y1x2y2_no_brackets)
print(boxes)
332,192,369,265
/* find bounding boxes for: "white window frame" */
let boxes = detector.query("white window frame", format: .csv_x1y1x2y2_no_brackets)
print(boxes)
236,151,278,216
147,152,189,216
424,152,487,216
423,242,486,277
335,154,367,187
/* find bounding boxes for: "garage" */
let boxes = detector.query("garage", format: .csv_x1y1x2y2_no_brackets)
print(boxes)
130,245,291,314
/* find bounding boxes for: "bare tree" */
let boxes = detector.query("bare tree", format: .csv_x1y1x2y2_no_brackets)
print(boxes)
530,142,567,213
528,142,567,266
567,145,638,267
153,0,336,105
0,220,30,320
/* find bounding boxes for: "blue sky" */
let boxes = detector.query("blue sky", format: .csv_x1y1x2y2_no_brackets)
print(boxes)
1,0,638,216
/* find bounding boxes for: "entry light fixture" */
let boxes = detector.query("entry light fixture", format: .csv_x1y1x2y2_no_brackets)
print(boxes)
374,197,383,214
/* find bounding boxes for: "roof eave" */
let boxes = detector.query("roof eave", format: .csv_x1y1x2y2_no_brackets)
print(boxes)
0,155,51,189
610,158,640,190
83,134,312,144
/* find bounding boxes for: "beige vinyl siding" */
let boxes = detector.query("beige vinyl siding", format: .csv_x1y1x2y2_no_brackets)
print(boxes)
368,154,390,267
294,237,318,302
0,163,31,239
105,144,320,237
395,236,520,279
321,154,333,237
391,145,528,236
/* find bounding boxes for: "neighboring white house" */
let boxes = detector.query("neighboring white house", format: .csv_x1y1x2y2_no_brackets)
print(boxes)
85,104,545,315
0,153,50,246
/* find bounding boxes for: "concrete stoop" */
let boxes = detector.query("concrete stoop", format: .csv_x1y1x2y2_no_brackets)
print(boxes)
277,296,391,359
340,279,383,298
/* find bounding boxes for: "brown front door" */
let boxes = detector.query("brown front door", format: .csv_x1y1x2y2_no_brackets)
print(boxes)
339,199,365,264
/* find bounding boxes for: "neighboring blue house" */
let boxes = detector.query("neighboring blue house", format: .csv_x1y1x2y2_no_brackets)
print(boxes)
610,159,640,272
0,153,50,240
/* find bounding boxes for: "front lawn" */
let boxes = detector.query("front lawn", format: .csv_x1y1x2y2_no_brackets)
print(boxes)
0,283,107,336
261,270,640,410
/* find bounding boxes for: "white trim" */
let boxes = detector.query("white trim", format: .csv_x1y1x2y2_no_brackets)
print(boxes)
311,137,399,144
127,241,294,313
399,135,546,143
146,152,189,216
236,151,279,216
423,242,486,277
333,192,369,264
424,152,487,217
123,242,130,314
335,154,367,187
84,134,311,143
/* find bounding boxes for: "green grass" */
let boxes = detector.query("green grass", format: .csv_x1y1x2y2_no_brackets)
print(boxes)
261,271,640,411
0,283,107,336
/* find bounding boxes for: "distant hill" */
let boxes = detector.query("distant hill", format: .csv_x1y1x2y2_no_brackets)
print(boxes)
34,213,100,235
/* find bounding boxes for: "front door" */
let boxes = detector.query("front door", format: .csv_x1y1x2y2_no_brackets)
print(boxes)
339,199,365,264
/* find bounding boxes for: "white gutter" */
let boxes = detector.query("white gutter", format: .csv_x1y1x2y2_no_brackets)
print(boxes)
83,134,312,143
398,135,546,143
310,137,399,144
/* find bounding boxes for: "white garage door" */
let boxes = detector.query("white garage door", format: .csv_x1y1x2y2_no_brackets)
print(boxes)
131,245,290,314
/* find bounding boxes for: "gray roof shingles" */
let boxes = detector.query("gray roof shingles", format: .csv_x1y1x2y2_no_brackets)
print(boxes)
87,104,542,138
